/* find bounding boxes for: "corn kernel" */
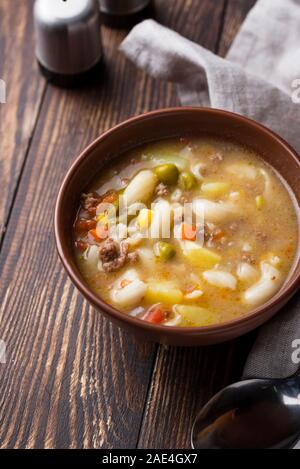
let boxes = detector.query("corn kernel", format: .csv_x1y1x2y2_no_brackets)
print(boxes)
255,195,265,209
137,209,153,230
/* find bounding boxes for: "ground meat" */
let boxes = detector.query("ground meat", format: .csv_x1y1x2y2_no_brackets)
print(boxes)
209,152,223,162
200,165,208,176
100,238,119,263
229,222,238,232
204,224,224,242
81,192,101,210
256,231,268,241
241,253,256,265
99,238,138,273
204,224,213,242
128,251,139,263
155,183,169,197
121,177,130,187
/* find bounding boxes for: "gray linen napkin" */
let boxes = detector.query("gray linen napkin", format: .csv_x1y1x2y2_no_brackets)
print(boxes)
120,0,300,381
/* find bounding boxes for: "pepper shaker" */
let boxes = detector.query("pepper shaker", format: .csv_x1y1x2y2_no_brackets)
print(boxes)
34,0,103,87
99,0,153,28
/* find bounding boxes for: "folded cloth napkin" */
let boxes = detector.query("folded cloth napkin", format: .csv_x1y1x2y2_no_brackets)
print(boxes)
120,0,300,381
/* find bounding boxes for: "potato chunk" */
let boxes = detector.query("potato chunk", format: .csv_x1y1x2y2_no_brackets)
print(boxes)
201,182,230,198
174,305,216,327
145,282,183,306
181,241,221,269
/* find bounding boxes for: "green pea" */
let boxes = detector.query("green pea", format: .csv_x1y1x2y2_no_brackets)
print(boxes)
178,171,197,191
154,242,176,261
154,164,179,185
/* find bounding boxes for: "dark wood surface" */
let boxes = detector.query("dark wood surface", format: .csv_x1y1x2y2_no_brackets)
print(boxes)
0,0,256,449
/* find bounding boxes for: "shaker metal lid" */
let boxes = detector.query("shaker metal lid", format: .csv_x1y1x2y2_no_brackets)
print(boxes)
34,0,102,75
99,0,150,16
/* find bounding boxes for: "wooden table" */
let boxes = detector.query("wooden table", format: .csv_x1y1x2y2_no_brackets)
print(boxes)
0,0,257,449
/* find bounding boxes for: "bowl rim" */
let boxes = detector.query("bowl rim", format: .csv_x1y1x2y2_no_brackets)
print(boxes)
54,106,300,336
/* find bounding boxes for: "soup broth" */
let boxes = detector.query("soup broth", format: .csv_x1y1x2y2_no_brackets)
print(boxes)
74,137,299,327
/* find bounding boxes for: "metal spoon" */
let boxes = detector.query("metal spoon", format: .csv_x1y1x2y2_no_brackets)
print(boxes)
191,374,300,449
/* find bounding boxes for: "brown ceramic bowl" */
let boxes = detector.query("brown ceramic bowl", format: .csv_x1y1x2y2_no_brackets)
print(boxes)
54,107,300,346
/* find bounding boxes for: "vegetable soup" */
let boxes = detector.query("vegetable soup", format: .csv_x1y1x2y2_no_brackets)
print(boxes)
74,137,299,327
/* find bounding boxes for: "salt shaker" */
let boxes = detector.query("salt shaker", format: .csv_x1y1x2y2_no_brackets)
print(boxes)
99,0,153,28
34,0,103,87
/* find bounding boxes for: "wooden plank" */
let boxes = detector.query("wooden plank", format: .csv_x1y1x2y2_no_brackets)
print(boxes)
138,337,255,449
0,0,46,243
218,0,257,57
0,0,227,449
137,0,257,449
0,32,158,451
